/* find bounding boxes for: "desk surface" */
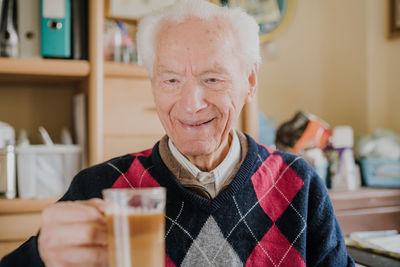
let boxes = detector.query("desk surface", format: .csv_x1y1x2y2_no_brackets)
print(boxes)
329,188,400,235
329,188,400,210
347,246,400,267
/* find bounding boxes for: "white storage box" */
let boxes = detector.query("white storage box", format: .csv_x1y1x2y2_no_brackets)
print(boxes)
16,145,82,199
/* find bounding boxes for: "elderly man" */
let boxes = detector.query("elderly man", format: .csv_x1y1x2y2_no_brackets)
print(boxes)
1,0,353,266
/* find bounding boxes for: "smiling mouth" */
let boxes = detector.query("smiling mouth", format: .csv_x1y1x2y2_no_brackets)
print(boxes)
179,118,215,127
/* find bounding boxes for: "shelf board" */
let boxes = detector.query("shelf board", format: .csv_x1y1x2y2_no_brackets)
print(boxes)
104,61,149,78
0,58,90,81
0,198,57,214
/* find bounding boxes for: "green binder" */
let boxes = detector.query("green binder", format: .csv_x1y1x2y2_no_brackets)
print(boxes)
40,0,71,58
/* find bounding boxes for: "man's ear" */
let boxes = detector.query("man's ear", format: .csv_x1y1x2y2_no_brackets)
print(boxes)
245,64,258,103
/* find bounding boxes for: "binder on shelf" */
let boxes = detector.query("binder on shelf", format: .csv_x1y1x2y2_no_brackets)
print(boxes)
0,0,19,57
71,0,88,60
40,0,71,58
18,0,40,58
0,0,4,29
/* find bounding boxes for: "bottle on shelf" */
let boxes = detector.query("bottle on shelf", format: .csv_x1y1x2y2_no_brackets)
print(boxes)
104,20,137,64
113,21,122,62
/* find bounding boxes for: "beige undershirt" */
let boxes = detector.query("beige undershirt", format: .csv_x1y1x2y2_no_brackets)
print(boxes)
158,131,248,199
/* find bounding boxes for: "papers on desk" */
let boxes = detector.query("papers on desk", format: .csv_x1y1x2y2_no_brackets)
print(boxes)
346,230,400,259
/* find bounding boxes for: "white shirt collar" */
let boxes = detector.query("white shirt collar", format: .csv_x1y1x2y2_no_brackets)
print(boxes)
168,129,241,192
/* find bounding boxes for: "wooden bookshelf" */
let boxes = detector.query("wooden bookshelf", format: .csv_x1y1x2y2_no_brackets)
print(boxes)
0,58,90,81
0,198,56,214
0,198,57,258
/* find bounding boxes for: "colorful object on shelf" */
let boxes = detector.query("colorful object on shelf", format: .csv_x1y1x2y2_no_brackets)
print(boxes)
328,126,361,191
275,111,332,154
275,111,332,185
104,20,137,64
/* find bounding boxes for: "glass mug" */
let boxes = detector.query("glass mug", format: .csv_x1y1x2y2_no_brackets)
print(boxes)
103,188,166,267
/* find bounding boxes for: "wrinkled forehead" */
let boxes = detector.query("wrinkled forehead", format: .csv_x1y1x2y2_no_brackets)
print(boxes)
158,16,232,37
154,17,238,58
152,17,243,77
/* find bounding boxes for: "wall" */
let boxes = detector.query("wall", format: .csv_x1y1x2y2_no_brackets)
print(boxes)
320,0,368,134
258,0,400,136
258,0,324,127
366,0,400,134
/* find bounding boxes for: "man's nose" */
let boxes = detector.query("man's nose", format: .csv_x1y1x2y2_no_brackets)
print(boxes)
179,80,207,114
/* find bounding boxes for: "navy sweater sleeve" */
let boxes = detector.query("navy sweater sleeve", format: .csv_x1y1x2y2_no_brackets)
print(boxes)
0,155,133,267
306,168,354,267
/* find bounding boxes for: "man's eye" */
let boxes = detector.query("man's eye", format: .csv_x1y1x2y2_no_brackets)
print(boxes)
161,78,181,90
206,78,219,83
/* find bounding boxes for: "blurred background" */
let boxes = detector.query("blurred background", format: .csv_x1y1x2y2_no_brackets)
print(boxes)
258,0,400,137
0,0,399,264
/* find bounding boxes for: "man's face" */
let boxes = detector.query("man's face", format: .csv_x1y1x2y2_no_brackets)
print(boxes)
152,18,256,159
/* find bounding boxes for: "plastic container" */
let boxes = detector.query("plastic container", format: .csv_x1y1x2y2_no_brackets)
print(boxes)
0,145,16,199
360,158,400,188
0,121,16,199
16,145,82,199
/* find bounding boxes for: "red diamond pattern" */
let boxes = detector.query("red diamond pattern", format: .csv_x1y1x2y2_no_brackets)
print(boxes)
112,151,159,189
261,144,276,154
249,153,305,266
130,148,152,158
246,225,305,267
165,254,176,267
251,154,304,221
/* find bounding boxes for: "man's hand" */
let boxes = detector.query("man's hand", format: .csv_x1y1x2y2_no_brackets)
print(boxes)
38,198,108,267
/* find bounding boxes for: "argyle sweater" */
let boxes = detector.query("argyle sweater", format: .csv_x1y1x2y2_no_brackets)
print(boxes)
1,135,354,267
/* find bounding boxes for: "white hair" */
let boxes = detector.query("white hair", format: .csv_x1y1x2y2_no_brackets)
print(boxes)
137,0,261,77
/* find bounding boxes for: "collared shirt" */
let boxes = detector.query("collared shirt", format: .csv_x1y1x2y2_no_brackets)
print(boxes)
168,130,241,196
